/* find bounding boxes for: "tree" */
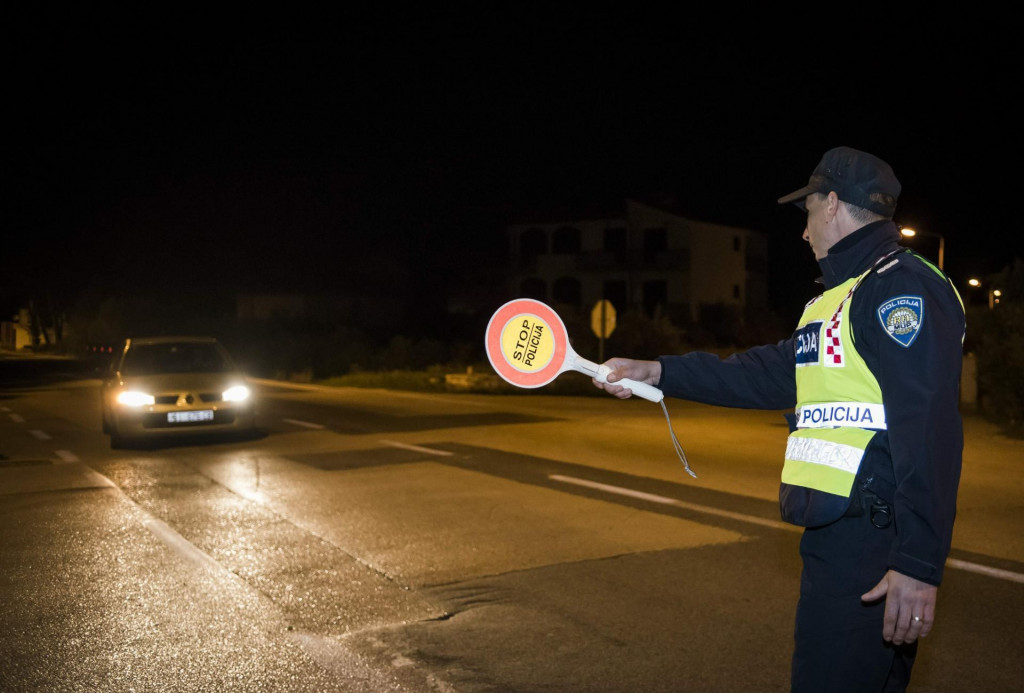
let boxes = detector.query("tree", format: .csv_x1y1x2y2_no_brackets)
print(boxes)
970,258,1024,435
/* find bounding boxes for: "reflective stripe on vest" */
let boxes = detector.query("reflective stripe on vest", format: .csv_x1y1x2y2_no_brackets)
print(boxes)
783,427,877,496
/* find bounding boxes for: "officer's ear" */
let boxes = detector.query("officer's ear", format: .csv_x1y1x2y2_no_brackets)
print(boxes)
825,191,841,222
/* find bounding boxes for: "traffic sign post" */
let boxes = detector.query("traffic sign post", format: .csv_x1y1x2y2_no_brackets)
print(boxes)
591,299,616,363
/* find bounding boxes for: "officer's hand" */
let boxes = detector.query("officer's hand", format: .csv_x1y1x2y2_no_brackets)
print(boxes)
592,358,662,399
861,570,938,645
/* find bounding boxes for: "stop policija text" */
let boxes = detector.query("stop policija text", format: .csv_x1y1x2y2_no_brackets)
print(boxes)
513,319,545,367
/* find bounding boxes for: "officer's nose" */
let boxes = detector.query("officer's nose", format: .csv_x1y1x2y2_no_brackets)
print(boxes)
802,227,810,242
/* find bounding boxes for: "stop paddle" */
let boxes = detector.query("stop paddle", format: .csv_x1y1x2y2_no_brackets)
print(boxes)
484,298,663,401
484,298,696,477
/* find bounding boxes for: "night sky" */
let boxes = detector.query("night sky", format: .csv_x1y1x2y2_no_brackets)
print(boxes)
7,10,1020,326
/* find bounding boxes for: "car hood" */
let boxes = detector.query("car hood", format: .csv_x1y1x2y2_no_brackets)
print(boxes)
120,372,248,394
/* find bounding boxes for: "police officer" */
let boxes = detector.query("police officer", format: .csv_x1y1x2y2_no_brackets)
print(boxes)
595,146,965,692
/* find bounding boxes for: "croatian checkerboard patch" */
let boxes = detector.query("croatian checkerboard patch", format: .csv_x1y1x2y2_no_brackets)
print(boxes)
877,295,924,347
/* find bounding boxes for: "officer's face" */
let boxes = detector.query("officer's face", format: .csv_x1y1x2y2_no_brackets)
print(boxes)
802,192,841,260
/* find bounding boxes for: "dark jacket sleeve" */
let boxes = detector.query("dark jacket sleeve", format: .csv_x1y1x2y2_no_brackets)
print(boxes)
855,261,965,585
657,340,797,411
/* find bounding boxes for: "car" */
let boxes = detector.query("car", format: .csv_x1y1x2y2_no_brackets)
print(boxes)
101,336,256,448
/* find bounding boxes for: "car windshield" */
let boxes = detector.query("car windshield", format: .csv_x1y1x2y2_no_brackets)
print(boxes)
122,343,233,375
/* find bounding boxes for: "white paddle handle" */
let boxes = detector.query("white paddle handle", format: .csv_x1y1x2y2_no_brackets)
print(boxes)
592,363,664,403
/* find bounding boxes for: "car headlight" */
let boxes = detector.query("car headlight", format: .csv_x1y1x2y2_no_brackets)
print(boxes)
117,391,155,407
222,385,251,402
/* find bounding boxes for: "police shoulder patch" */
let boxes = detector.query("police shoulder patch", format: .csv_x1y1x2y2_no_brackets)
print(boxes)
877,295,924,347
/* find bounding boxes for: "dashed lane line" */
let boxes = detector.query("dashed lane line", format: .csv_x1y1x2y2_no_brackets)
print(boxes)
380,440,454,457
283,418,326,430
29,429,52,440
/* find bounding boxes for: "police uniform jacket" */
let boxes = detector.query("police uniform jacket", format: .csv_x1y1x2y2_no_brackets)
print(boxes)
657,220,965,586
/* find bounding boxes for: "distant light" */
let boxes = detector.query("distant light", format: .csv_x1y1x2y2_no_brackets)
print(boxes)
968,278,982,287
900,227,917,238
993,290,1002,297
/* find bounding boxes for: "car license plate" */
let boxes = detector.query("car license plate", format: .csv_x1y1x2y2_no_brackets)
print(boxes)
167,410,214,423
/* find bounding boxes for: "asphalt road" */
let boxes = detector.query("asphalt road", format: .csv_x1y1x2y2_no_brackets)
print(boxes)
1,356,1022,692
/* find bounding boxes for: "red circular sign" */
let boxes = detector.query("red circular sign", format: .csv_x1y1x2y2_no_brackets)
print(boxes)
485,299,570,388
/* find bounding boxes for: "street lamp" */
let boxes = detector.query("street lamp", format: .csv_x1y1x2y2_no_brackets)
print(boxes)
967,277,1002,309
899,227,945,271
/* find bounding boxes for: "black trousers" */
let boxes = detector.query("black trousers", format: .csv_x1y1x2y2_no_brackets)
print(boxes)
790,502,918,693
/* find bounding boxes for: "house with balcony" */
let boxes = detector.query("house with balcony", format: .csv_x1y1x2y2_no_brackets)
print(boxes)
506,197,768,325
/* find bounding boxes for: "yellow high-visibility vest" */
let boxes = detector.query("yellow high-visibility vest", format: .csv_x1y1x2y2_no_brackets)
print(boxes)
783,267,885,519
782,250,963,526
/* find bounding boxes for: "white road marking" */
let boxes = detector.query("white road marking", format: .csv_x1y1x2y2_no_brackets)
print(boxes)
283,418,326,430
946,558,1024,584
550,474,1024,584
84,463,434,688
550,474,799,532
10,413,25,423
142,516,225,572
29,429,52,440
54,450,80,463
86,468,245,577
380,440,454,457
286,630,417,685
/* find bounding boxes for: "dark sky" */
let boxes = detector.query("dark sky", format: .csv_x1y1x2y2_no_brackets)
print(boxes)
7,9,1020,319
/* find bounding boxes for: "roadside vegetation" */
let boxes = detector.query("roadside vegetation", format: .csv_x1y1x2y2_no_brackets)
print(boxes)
967,259,1024,437
11,261,1022,436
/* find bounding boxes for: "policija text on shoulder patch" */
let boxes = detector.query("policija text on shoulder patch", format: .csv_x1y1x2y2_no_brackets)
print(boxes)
877,295,924,347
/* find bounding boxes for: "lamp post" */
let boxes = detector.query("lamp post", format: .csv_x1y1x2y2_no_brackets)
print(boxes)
967,278,1002,309
899,227,945,271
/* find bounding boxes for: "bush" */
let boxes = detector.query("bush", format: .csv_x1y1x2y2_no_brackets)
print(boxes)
319,369,448,392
